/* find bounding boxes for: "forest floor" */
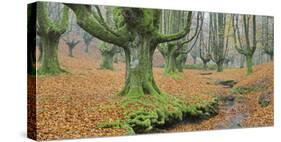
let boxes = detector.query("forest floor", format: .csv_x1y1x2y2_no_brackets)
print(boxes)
30,49,273,140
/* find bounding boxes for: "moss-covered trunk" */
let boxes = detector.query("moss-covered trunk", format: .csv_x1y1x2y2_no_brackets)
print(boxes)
38,36,63,75
163,46,181,75
36,2,69,75
246,55,253,74
100,51,114,70
203,61,208,70
216,61,223,72
176,60,183,72
118,36,161,96
165,53,177,74
176,55,186,72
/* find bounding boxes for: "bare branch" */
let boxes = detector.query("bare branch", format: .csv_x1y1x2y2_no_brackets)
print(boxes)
156,12,193,43
94,6,120,37
65,4,128,47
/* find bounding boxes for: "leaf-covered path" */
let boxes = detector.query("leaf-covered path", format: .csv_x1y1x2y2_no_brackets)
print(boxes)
31,47,273,140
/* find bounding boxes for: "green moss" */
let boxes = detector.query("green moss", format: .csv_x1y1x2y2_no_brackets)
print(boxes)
37,2,69,35
231,86,258,94
259,100,270,108
100,52,114,70
164,71,183,80
99,93,218,134
113,8,125,29
98,42,119,70
121,94,184,133
246,55,253,75
37,67,67,75
37,38,67,76
37,2,69,75
183,64,217,70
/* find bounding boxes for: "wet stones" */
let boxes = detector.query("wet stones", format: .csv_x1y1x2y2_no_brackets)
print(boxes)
215,80,238,88
221,95,236,106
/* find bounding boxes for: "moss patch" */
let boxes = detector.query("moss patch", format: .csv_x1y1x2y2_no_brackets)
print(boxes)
164,72,184,80
231,87,257,94
98,93,218,134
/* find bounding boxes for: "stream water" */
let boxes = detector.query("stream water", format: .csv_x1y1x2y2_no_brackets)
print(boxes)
161,94,251,133
214,96,249,129
150,77,252,133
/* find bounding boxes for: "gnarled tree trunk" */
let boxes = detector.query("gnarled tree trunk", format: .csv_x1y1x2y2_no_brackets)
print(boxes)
216,60,224,72
67,5,193,96
39,36,63,74
176,54,186,72
203,60,208,70
37,2,69,75
232,15,257,75
164,48,178,74
246,55,253,74
100,51,115,70
119,35,161,96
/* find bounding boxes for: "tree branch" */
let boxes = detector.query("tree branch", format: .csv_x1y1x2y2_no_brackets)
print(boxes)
94,6,120,37
251,15,257,55
156,12,193,43
232,15,247,55
65,4,128,47
181,12,202,46
37,2,69,35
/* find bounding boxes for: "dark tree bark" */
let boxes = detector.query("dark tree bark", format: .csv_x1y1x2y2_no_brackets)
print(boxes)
83,32,93,53
27,3,37,75
63,38,80,57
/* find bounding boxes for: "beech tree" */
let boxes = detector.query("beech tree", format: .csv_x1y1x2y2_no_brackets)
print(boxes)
98,42,121,70
232,14,257,74
37,2,69,74
83,32,93,53
158,11,202,75
62,37,80,57
261,16,274,61
209,13,230,72
66,4,193,96
95,6,122,70
199,29,211,70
